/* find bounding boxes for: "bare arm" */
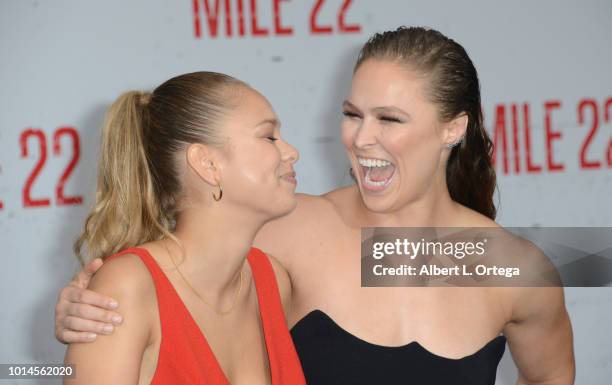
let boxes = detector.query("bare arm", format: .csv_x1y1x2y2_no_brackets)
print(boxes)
64,255,154,385
504,286,575,385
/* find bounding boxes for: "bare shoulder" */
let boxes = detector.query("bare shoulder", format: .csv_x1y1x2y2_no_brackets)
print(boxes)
254,192,337,264
91,252,156,309
319,185,363,225
505,239,564,322
321,185,357,209
257,193,329,236
483,231,564,325
454,203,500,227
451,204,565,320
295,192,339,220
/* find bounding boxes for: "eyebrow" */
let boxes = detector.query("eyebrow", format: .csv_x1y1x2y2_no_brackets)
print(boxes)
255,118,280,128
342,100,410,117
342,100,358,111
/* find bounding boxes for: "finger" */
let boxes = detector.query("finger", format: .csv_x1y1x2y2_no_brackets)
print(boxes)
66,288,119,311
67,303,123,325
83,258,103,275
74,258,104,288
60,330,98,344
63,316,116,335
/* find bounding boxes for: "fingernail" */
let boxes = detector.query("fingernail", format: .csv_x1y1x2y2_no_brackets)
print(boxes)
109,301,119,309
112,315,123,324
87,333,97,340
103,325,114,333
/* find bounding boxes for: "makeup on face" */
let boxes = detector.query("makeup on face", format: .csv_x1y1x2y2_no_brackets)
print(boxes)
341,60,445,210
341,101,403,194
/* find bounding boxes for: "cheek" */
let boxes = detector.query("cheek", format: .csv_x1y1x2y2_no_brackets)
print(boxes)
385,126,441,178
229,142,280,185
340,120,358,149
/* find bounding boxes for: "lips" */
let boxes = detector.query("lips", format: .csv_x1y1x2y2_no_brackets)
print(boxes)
280,171,297,185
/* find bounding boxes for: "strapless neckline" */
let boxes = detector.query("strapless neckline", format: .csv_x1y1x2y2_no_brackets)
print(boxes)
290,309,506,385
291,309,506,361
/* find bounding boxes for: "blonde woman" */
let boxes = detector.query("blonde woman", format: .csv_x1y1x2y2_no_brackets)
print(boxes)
63,72,305,385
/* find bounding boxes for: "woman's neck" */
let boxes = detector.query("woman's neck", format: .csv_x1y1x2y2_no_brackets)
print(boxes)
356,175,460,227
167,205,263,303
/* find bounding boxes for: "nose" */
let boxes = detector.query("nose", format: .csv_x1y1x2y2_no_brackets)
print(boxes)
280,139,299,164
353,118,379,149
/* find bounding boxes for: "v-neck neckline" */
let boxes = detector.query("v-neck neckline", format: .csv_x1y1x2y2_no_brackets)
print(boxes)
129,246,276,385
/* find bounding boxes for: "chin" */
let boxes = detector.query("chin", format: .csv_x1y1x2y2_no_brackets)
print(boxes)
355,177,396,212
360,194,397,214
357,181,413,215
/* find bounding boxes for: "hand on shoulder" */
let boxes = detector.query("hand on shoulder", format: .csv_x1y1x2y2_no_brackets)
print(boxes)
64,251,157,385
87,252,156,305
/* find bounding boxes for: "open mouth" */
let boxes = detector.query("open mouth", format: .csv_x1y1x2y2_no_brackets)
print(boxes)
357,157,396,192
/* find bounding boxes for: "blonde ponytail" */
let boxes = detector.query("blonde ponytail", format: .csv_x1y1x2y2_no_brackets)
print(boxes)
74,91,172,263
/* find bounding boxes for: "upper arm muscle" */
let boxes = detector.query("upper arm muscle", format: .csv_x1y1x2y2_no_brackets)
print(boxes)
504,287,575,384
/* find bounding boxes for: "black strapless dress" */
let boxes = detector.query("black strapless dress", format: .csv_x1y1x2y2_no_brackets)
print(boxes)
290,310,506,385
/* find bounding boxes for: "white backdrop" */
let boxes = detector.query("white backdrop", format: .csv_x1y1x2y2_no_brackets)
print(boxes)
0,0,611,384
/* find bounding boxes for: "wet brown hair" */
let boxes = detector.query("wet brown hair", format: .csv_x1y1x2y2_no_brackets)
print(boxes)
355,26,497,219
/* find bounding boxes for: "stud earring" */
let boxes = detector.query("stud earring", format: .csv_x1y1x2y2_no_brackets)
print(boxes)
447,136,464,148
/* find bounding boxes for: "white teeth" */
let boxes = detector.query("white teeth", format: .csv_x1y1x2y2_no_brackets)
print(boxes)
367,178,386,186
358,157,391,168
364,172,391,187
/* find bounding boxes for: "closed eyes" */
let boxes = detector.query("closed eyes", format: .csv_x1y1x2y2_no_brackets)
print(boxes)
378,115,404,124
343,110,404,124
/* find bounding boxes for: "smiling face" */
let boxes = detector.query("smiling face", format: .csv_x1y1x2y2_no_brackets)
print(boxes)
341,59,454,213
210,86,299,219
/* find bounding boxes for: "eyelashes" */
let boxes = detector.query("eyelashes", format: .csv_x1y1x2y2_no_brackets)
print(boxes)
379,116,404,124
342,110,404,124
266,136,279,142
342,110,360,118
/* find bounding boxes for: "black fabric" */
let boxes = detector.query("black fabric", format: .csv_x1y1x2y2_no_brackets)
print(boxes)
290,310,506,385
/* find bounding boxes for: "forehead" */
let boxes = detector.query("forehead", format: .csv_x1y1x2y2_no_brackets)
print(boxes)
226,86,277,128
350,59,429,108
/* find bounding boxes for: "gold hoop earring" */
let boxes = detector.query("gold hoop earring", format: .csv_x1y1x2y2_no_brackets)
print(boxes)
213,184,223,201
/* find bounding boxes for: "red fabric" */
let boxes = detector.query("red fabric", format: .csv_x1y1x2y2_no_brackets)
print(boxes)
106,246,306,385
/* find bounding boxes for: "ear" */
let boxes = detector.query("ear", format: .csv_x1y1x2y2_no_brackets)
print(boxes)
185,143,221,186
443,112,468,146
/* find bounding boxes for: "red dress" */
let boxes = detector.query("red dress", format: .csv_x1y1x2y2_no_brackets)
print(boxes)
105,247,306,385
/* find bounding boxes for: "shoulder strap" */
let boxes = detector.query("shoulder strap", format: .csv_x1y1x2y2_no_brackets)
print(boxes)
105,247,172,290
103,247,180,328
247,247,306,385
